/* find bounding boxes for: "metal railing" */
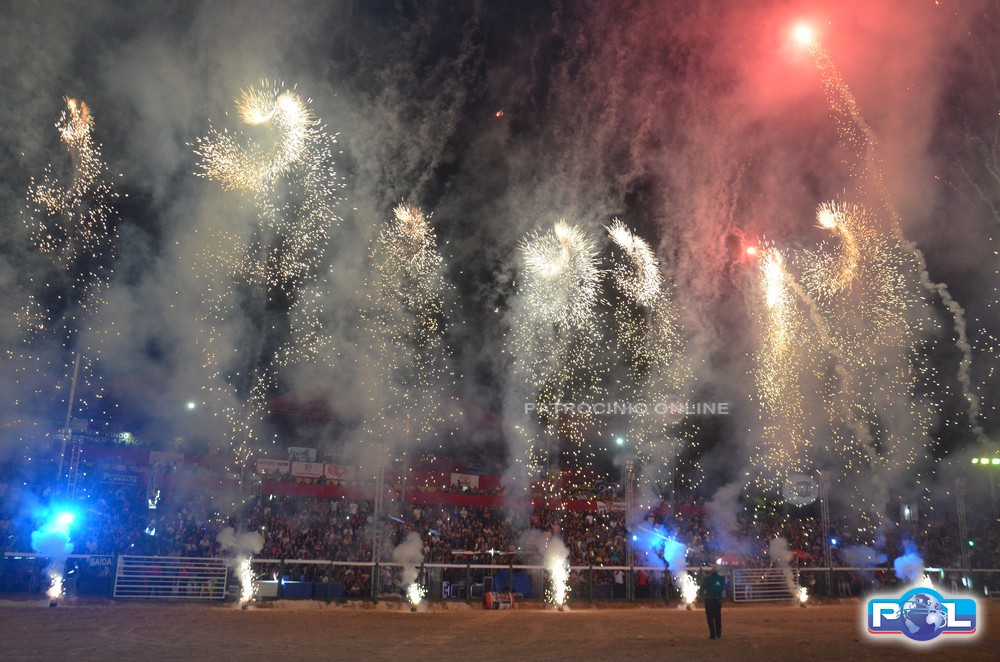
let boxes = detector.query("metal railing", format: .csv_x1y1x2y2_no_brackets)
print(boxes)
248,558,697,603
732,567,798,602
6,552,998,604
113,555,228,600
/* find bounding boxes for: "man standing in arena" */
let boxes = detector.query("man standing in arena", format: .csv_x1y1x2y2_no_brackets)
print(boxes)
700,564,726,640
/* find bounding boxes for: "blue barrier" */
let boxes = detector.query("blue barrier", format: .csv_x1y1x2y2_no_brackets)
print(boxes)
491,570,532,598
279,580,313,599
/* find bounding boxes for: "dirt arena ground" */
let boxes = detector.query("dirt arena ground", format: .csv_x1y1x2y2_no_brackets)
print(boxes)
1,599,997,661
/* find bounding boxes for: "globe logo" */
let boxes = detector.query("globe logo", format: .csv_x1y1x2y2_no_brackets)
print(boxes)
900,592,948,641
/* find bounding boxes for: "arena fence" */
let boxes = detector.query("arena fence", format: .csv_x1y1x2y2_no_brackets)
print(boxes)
4,553,1000,604
248,558,696,603
731,568,799,602
112,555,229,600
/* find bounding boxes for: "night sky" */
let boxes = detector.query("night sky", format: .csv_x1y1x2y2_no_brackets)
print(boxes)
2,0,999,509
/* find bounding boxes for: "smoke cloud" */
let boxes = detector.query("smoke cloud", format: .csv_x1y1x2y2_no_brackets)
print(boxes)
0,0,997,534
216,527,264,557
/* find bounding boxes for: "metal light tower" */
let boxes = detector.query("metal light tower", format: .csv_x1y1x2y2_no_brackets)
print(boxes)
56,353,83,497
818,474,832,595
625,458,635,562
956,478,970,575
624,457,635,601
371,444,386,565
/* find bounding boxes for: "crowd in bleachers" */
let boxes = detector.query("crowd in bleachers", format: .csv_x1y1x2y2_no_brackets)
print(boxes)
2,457,998,580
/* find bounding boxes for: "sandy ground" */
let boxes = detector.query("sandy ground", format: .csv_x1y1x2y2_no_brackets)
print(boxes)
1,599,997,661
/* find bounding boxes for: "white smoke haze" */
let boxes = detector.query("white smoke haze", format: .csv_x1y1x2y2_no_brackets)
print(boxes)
217,526,265,605
0,0,997,548
518,529,571,607
893,545,925,585
391,531,425,588
839,544,887,567
768,536,798,596
705,482,751,555
216,526,264,557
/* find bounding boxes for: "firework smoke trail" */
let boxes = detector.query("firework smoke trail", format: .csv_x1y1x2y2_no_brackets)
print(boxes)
193,82,342,469
362,204,456,494
506,221,605,501
768,537,800,600
801,28,985,446
605,220,701,498
906,241,987,444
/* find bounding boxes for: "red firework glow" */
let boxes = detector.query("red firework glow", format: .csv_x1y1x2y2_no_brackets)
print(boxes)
792,23,815,47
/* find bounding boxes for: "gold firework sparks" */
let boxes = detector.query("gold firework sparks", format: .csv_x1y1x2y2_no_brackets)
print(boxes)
606,219,661,306
9,98,119,442
749,246,816,492
507,221,606,498
606,220,701,494
194,82,315,192
192,81,342,471
361,203,456,474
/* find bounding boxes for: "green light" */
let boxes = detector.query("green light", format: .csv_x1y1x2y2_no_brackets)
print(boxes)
972,458,979,464
993,458,1000,465
969,540,975,547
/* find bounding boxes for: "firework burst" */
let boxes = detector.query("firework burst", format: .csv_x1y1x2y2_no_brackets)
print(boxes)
605,220,701,496
23,98,119,315
521,221,602,331
192,81,342,469
361,203,456,477
194,82,314,192
506,221,606,492
752,199,940,527
8,98,120,445
607,219,660,306
749,245,817,491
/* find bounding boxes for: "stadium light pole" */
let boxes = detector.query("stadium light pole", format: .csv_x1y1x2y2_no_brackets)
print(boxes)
818,473,832,596
969,455,999,520
55,352,82,493
624,457,635,602
371,442,386,600
956,478,970,581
